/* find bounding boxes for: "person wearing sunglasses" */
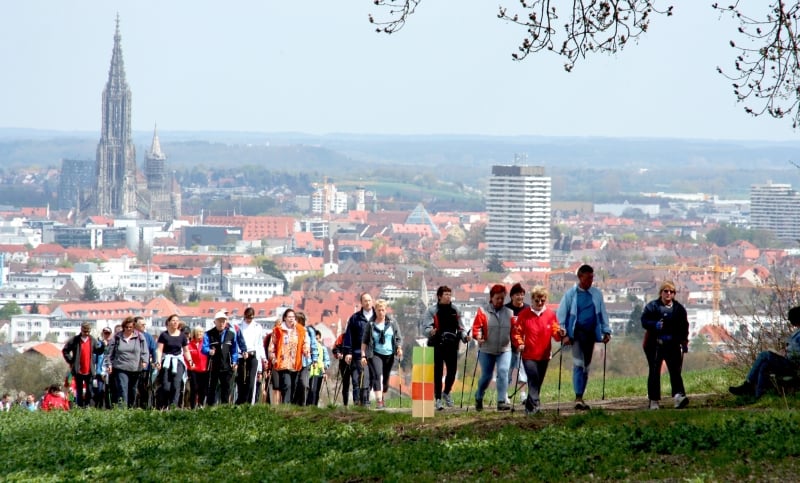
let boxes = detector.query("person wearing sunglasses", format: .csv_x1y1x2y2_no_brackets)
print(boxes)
641,280,690,410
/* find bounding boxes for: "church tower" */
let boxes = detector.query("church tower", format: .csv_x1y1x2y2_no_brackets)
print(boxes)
145,125,172,221
94,15,137,216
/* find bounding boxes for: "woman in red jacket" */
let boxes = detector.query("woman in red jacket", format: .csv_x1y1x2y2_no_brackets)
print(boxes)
512,285,564,415
185,327,209,409
41,384,70,411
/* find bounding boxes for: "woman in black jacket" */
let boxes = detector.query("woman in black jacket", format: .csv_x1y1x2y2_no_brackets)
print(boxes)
641,280,690,410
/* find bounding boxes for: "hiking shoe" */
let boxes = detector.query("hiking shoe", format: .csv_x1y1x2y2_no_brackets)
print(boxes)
649,400,660,410
497,402,512,411
376,400,385,410
475,398,483,412
435,398,444,411
525,405,540,416
674,394,689,409
443,393,454,408
574,399,590,411
729,381,754,396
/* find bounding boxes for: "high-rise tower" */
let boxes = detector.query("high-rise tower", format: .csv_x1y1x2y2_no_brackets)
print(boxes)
94,15,137,216
486,164,551,265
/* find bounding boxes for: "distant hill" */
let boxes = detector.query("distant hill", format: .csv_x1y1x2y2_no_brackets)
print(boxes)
1,129,798,199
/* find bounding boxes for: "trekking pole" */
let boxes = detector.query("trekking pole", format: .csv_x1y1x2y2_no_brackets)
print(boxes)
509,351,523,413
398,361,403,409
602,341,608,401
557,343,563,416
459,340,470,409
466,349,480,413
358,363,366,406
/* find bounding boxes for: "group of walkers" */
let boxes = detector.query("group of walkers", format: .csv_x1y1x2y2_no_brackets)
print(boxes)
48,307,332,410
421,264,693,415
333,294,404,409
10,263,798,415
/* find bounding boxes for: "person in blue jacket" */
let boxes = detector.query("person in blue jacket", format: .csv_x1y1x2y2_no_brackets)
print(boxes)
557,264,611,410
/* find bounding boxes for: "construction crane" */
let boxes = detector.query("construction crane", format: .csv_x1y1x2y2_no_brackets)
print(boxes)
634,255,734,325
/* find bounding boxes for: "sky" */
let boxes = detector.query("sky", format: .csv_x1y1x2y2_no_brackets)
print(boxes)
0,1,796,142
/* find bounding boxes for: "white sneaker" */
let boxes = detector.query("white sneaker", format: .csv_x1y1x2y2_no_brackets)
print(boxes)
674,394,689,409
649,400,659,410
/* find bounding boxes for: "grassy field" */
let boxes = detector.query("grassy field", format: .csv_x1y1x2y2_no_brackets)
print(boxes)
2,368,799,482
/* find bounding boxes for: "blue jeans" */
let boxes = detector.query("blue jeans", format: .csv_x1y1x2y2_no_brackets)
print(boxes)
748,351,797,397
475,351,511,403
571,335,597,398
113,370,140,408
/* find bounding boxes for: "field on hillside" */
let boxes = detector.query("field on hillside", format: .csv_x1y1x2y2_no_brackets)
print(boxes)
2,369,800,482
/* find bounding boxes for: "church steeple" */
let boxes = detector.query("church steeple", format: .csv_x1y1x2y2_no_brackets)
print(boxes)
94,14,137,216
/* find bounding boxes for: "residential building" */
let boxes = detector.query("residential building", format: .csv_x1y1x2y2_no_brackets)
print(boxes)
750,181,800,241
486,164,551,264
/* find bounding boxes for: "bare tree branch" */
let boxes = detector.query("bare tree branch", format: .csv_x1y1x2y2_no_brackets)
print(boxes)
369,0,422,34
369,1,800,128
498,1,673,71
714,1,800,127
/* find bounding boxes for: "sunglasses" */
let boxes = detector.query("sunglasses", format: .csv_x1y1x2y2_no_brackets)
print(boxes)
662,290,676,294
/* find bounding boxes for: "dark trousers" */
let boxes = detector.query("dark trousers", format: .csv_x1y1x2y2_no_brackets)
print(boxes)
207,370,233,406
748,350,797,397
307,375,323,406
157,364,186,408
522,359,549,411
74,373,94,408
188,371,209,409
434,345,458,399
236,356,259,405
350,359,370,404
94,375,111,409
644,342,686,401
277,370,300,404
368,353,395,394
338,359,351,406
292,366,310,406
113,370,140,408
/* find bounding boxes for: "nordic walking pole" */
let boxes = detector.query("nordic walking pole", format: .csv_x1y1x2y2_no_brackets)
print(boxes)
510,352,522,414
459,339,470,409
466,348,480,413
398,361,403,409
602,340,608,401
557,343,563,416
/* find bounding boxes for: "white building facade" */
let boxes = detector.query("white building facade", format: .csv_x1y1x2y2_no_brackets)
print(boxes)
486,165,551,264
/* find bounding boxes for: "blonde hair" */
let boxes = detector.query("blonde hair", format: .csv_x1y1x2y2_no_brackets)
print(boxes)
192,327,205,340
530,285,548,299
659,280,676,294
374,299,388,310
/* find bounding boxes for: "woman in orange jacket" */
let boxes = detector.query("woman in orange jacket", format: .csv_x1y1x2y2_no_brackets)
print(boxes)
511,285,565,415
268,309,310,405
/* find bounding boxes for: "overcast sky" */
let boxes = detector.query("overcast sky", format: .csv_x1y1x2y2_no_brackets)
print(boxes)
0,1,795,141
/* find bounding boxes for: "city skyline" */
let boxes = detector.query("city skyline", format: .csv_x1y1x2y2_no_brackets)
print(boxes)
0,2,797,142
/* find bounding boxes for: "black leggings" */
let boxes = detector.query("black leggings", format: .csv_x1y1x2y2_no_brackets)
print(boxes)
368,353,395,394
434,345,458,399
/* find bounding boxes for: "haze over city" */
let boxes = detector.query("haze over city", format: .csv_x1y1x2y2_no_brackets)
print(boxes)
1,1,797,141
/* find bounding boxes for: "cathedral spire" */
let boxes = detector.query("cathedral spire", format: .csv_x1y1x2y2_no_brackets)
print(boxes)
149,124,165,159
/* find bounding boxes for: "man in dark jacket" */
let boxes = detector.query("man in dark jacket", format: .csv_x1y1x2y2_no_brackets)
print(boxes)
343,293,375,406
202,311,241,405
62,322,105,408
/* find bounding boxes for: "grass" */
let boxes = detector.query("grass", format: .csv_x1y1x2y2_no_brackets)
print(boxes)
2,368,798,482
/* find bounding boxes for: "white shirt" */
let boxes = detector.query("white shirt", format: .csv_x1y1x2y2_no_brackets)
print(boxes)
238,320,267,364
